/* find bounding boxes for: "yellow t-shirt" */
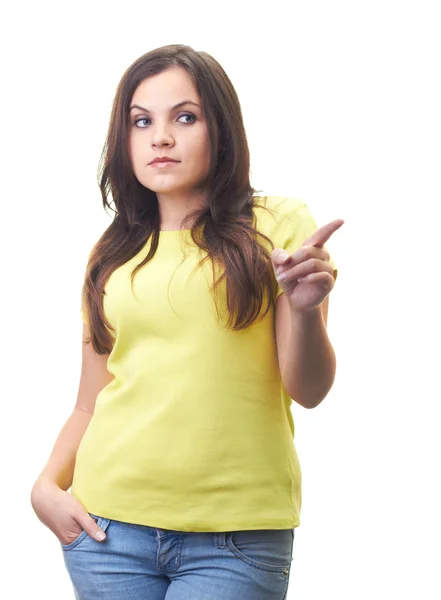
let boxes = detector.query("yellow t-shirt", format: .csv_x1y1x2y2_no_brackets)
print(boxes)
71,196,337,532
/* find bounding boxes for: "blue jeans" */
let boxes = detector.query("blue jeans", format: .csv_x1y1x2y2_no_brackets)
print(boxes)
61,512,295,599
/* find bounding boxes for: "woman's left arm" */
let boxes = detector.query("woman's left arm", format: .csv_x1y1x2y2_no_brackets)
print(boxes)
275,294,336,409
272,218,344,409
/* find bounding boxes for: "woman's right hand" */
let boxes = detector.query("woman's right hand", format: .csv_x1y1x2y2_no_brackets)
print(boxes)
30,478,107,545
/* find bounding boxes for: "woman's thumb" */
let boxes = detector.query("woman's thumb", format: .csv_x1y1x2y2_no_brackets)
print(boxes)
272,248,290,267
84,515,106,541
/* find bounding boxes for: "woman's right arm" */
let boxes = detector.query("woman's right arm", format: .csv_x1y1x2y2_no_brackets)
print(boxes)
32,323,114,492
30,323,114,544
32,408,94,494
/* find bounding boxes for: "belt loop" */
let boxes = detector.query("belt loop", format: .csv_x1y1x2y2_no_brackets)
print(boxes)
215,532,227,548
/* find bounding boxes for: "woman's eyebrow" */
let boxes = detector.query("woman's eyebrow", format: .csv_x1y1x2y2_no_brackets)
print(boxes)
129,100,200,113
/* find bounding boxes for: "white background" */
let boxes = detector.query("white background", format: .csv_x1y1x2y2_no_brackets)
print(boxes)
2,0,440,598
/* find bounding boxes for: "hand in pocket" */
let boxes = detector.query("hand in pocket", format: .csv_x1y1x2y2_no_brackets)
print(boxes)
31,478,107,545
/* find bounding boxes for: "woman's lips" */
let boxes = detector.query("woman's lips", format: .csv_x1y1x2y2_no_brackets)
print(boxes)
149,161,179,168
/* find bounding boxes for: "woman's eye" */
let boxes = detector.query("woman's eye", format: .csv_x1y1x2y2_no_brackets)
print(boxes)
134,117,149,128
134,113,196,128
179,113,196,124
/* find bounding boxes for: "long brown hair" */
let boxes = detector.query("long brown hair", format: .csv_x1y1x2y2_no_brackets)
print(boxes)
82,44,279,355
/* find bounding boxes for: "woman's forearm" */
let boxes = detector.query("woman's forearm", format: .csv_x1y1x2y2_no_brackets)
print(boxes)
282,306,336,409
32,408,93,492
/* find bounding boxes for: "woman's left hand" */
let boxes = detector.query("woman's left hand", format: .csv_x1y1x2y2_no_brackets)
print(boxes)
271,219,344,313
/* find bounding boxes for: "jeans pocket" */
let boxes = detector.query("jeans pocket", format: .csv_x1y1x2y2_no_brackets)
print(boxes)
226,528,294,574
60,513,111,551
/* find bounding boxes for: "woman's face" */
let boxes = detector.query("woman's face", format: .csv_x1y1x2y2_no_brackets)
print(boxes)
128,67,211,200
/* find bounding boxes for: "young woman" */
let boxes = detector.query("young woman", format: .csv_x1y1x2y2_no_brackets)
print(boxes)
31,44,343,600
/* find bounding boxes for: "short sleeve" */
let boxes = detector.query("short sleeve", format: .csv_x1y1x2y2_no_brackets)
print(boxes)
80,305,90,328
274,200,338,301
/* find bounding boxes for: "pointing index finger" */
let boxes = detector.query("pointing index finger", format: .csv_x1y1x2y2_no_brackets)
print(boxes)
304,219,345,248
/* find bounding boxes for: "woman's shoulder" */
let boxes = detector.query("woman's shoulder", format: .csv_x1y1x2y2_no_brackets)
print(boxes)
253,195,306,230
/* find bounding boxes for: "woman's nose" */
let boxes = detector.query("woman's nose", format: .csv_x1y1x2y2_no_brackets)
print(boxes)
150,123,174,147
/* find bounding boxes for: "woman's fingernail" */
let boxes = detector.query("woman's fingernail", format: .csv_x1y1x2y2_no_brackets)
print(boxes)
96,531,106,540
